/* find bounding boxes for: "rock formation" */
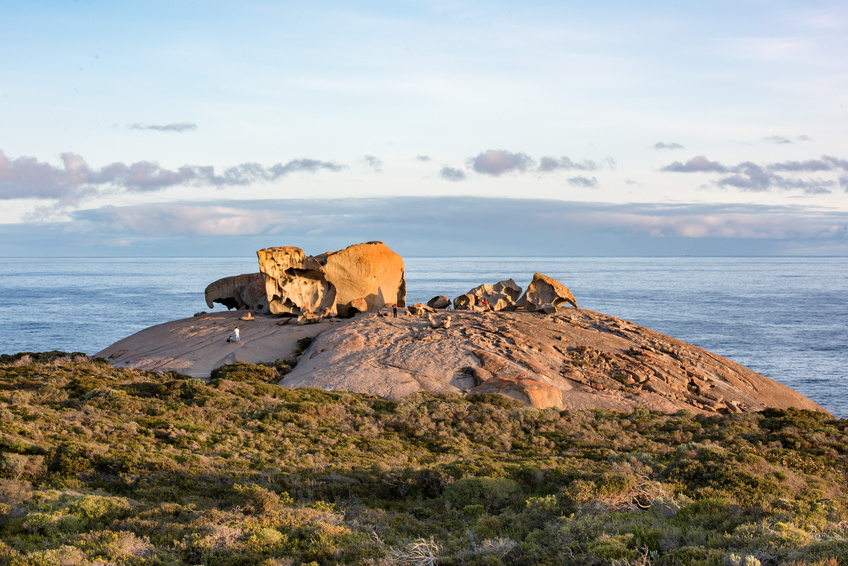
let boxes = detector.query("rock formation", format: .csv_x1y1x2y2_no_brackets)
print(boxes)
256,241,406,318
453,293,475,310
97,248,828,415
96,308,830,416
467,279,523,311
204,273,270,314
469,377,564,410
408,303,436,316
517,273,578,313
427,295,451,309
279,309,828,415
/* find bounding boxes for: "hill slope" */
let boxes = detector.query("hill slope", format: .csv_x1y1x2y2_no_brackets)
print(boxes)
97,308,828,415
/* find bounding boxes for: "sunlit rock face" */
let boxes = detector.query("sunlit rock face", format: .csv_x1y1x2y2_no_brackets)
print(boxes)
467,278,523,311
257,241,406,318
469,376,564,410
204,273,270,314
517,273,578,313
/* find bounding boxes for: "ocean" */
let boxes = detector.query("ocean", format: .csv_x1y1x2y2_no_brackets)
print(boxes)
1,256,845,418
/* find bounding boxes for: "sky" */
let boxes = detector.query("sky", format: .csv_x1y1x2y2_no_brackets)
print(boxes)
1,0,847,257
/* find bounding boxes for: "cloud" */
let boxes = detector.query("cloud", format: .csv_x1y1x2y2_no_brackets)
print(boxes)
662,153,848,194
764,135,813,145
18,197,843,258
537,156,601,172
73,204,284,236
764,135,793,145
822,156,848,170
768,159,835,172
0,149,345,202
567,176,598,187
651,142,684,150
468,150,534,176
440,167,466,182
415,155,432,162
717,162,772,191
362,155,383,172
661,156,728,173
129,122,198,132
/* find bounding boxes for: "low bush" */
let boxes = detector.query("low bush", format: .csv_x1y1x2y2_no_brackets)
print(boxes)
0,354,846,564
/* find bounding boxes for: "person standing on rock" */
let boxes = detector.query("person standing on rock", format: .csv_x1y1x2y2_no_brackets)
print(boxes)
392,304,398,318
234,327,240,342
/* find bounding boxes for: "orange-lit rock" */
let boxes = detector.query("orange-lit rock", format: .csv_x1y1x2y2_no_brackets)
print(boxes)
517,273,577,313
257,241,406,318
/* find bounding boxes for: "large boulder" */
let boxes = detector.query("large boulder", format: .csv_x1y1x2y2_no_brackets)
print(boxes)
257,241,406,318
517,273,577,313
204,273,270,314
468,279,522,311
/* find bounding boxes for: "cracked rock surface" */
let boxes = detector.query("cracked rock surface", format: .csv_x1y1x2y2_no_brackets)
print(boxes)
283,308,828,414
97,308,828,415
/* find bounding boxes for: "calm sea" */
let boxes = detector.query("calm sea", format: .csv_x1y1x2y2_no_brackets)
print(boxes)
1,257,845,417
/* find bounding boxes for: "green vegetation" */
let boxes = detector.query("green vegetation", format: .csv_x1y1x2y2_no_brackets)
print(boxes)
1,352,847,565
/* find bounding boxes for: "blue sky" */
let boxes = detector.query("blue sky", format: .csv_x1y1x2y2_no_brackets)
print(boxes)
1,0,847,256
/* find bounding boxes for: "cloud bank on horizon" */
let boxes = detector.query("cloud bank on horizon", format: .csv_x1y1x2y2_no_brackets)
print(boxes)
1,1,846,256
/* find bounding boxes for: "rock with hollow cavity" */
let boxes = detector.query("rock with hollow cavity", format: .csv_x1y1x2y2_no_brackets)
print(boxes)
468,279,522,311
349,298,369,314
517,273,577,313
454,293,475,310
205,273,270,314
257,241,406,318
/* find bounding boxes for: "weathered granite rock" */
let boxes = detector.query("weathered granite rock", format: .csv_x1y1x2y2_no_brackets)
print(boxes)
517,273,577,313
409,303,436,316
97,308,830,415
349,298,369,314
205,273,270,314
95,311,336,378
454,293,475,310
427,314,453,329
278,309,829,415
427,295,451,309
468,279,523,311
257,241,406,318
469,377,564,410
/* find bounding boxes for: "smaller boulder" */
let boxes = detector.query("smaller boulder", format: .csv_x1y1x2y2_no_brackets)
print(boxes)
348,298,369,314
516,273,577,313
453,294,475,310
408,303,436,316
427,295,451,309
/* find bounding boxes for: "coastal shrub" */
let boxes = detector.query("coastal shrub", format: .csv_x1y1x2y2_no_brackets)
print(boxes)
211,361,279,383
233,483,284,514
296,337,314,352
443,477,521,512
1,354,848,565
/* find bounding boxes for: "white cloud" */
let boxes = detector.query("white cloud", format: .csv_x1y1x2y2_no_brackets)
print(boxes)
128,122,198,132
